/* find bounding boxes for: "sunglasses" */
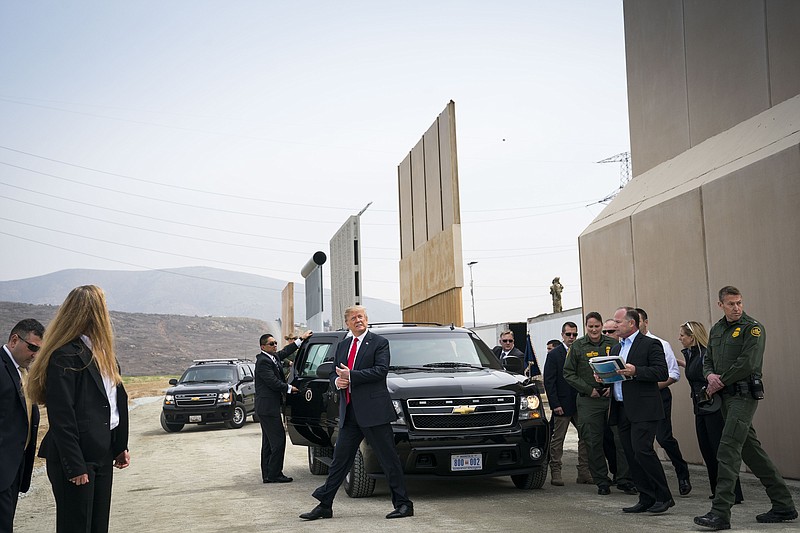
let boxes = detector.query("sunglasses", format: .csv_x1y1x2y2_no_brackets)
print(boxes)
265,341,278,346
683,321,695,335
16,334,40,352
500,339,514,343
563,332,578,338
602,329,616,334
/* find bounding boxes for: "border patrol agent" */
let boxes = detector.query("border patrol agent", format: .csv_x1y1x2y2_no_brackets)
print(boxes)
563,312,633,495
694,286,797,531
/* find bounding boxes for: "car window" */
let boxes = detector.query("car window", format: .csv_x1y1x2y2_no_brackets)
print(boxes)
181,367,236,383
384,332,498,367
242,364,253,378
300,343,333,377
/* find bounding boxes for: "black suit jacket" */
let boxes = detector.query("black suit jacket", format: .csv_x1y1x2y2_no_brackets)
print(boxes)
492,346,524,361
332,331,396,428
543,343,578,416
610,333,667,423
254,343,299,417
1,347,38,493
38,339,129,479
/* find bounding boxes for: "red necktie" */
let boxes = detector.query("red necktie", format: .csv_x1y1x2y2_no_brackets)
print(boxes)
346,337,358,404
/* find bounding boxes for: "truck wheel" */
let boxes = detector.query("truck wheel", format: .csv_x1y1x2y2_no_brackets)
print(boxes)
308,446,332,475
160,411,184,433
225,404,246,429
344,449,376,497
511,467,547,489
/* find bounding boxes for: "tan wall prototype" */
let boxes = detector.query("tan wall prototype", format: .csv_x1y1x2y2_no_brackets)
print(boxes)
398,101,464,325
624,0,800,176
281,282,294,342
582,2,800,477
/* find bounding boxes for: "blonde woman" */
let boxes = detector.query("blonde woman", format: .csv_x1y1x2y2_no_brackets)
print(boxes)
28,285,130,532
679,320,742,504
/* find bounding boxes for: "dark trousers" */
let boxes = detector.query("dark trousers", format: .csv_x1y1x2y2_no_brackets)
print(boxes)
656,388,689,480
695,410,742,500
46,447,114,533
614,400,672,505
259,415,287,480
603,424,617,476
312,404,411,509
0,467,22,533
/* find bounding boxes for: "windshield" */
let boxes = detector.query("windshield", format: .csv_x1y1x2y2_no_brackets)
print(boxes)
383,332,500,369
180,366,236,383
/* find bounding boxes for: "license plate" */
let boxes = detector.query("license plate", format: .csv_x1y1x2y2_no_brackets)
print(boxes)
189,415,202,423
451,453,482,471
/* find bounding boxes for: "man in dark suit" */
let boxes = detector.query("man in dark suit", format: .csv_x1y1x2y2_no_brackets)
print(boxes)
609,307,672,514
543,321,590,486
255,330,311,483
0,319,44,533
492,330,525,370
300,306,413,521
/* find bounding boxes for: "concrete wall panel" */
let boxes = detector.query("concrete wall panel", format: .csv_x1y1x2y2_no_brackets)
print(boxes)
398,155,414,258
439,103,460,226
623,0,689,176
766,0,800,106
423,121,443,237
684,1,770,146
410,140,427,250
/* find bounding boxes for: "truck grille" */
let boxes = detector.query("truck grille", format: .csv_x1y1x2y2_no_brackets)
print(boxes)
406,395,516,430
175,393,217,407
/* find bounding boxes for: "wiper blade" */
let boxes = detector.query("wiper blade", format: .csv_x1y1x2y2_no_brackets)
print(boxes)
389,365,426,370
423,362,483,369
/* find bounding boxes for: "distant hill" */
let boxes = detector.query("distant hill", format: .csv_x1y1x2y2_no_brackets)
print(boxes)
0,300,273,376
0,266,400,323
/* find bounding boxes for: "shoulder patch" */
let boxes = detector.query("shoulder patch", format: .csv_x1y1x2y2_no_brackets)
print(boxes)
751,327,761,337
732,327,741,338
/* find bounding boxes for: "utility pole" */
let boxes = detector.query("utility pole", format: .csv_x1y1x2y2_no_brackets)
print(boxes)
467,261,478,327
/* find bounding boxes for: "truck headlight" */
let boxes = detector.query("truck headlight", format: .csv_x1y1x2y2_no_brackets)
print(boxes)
519,394,542,420
164,394,174,405
391,400,406,426
217,391,232,404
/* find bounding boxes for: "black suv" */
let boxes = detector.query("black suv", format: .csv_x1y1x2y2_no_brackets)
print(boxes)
161,358,257,432
285,324,550,497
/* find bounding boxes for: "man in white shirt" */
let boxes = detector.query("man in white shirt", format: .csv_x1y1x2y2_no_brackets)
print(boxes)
636,308,691,496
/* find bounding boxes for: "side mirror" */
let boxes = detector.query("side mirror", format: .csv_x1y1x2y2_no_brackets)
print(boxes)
316,361,334,379
503,355,525,375
241,375,254,383
169,378,178,386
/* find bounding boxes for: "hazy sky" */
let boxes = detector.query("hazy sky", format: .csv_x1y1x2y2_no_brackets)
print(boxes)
0,1,629,325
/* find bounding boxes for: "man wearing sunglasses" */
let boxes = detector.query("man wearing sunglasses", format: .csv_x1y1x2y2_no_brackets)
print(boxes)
256,330,312,484
1,318,44,533
492,331,525,371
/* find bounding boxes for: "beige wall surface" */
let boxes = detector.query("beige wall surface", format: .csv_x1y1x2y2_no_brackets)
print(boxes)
624,0,800,176
578,218,636,317
281,282,294,342
398,101,464,324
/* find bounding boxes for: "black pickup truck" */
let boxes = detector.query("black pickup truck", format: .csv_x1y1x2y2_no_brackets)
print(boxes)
285,324,550,497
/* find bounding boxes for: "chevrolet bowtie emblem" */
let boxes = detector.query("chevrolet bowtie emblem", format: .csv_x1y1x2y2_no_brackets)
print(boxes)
452,405,476,415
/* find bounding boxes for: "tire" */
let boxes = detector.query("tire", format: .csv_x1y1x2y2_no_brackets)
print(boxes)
160,411,184,433
511,467,547,489
225,404,246,429
308,446,333,475
344,448,376,498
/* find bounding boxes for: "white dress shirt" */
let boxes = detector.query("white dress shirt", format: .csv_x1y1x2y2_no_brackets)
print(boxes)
646,332,680,382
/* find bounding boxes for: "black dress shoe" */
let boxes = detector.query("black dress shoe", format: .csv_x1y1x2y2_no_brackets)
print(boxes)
386,503,414,519
299,504,333,521
597,485,611,495
648,499,675,513
756,508,798,523
264,475,293,483
694,512,730,530
616,482,638,495
623,501,654,513
678,478,692,496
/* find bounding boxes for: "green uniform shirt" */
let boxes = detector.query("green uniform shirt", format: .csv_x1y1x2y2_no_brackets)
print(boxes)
562,334,616,396
704,311,765,385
